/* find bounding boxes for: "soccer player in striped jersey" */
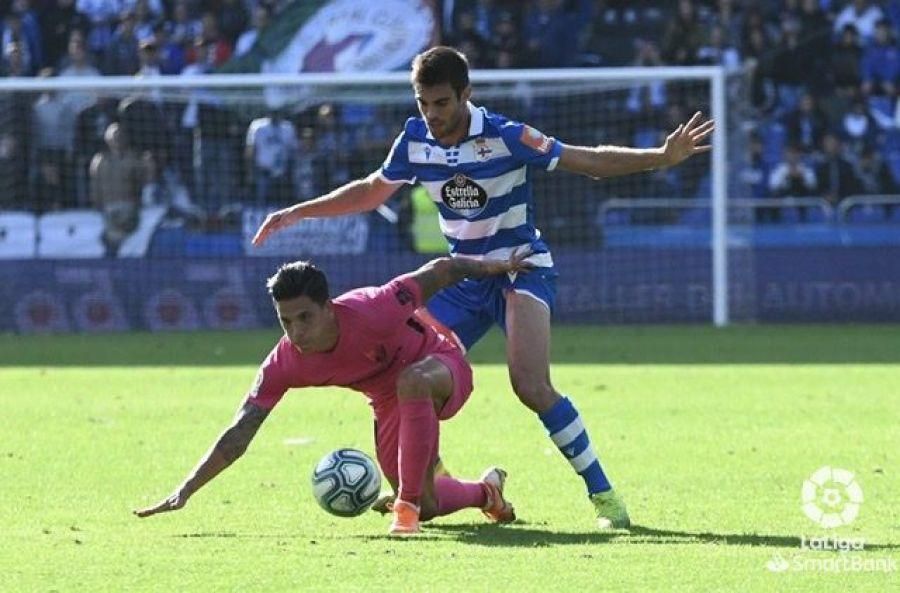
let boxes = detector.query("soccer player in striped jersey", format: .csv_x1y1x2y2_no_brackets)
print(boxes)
253,46,714,529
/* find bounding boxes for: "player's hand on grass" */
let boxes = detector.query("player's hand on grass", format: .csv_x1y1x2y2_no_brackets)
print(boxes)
134,488,190,518
252,207,299,246
661,111,714,166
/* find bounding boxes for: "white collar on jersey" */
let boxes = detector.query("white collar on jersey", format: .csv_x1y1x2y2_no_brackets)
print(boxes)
425,102,484,141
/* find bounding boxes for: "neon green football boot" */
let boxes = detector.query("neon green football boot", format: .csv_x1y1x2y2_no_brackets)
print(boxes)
590,489,631,529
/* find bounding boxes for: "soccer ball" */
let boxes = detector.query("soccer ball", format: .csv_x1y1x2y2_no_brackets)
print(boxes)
311,448,382,517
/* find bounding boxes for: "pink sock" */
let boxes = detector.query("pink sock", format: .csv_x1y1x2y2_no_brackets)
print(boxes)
397,398,438,504
434,476,488,516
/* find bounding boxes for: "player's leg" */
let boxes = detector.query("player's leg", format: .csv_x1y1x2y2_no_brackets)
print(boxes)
504,289,630,529
372,398,400,505
371,455,451,515
423,350,515,523
389,356,451,534
423,279,495,352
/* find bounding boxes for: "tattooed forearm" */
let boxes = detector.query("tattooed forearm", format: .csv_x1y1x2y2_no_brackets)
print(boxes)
215,403,270,463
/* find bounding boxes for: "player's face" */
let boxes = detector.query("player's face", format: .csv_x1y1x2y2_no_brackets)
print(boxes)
274,296,337,352
414,82,471,144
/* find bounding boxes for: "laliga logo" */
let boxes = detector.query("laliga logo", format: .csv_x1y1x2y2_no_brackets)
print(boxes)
801,466,863,528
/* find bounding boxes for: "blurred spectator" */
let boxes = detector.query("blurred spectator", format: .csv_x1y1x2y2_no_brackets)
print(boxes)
710,0,743,48
234,3,271,58
39,0,89,71
743,20,778,113
449,9,489,67
797,0,832,88
861,19,899,98
180,39,238,212
770,21,809,111
841,98,878,153
783,92,828,153
58,30,99,113
0,42,31,208
187,12,232,68
218,0,249,47
76,0,119,55
470,0,500,41
1,36,24,75
135,36,160,78
118,92,169,170
769,144,817,197
314,103,354,157
58,27,97,77
815,133,861,205
695,24,741,72
73,96,117,205
661,0,703,65
102,10,140,75
523,0,579,68
89,121,149,254
830,24,864,95
738,132,770,198
833,0,885,43
855,145,899,194
151,22,185,75
170,0,201,48
625,41,666,116
245,108,298,206
293,126,324,201
2,7,42,76
1,39,26,76
32,88,76,210
489,10,520,67
131,0,157,43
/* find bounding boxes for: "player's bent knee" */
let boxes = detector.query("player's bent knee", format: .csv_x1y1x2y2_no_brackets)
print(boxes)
509,374,556,412
396,366,434,401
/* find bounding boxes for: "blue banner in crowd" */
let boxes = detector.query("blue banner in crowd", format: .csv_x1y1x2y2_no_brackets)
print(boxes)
2,247,900,333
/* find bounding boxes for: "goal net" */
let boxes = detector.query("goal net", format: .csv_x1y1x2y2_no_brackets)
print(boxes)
0,68,742,333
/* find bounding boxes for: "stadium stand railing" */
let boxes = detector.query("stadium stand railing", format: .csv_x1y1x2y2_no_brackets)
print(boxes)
838,195,900,224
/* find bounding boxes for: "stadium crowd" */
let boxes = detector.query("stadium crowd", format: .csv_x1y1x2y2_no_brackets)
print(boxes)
1,0,899,250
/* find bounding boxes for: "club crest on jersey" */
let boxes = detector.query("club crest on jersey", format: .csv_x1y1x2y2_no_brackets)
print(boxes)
440,174,489,218
474,137,493,161
520,125,552,154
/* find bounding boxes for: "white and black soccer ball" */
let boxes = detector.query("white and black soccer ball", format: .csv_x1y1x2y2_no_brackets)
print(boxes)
311,448,382,517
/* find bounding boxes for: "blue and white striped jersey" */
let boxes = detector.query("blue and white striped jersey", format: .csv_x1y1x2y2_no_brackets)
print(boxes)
380,102,562,268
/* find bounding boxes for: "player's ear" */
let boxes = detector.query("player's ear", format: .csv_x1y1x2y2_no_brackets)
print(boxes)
460,85,472,104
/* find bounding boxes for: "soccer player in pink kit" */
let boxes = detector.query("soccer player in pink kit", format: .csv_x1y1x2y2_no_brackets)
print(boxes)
135,251,531,535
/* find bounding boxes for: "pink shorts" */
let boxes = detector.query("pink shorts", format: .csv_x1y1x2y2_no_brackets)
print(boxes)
371,348,473,483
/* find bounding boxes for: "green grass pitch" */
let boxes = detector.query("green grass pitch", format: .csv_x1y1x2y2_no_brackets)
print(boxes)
1,325,898,592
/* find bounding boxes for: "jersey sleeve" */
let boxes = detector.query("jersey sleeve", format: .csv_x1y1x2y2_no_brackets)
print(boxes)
243,342,291,410
380,127,417,185
500,121,564,171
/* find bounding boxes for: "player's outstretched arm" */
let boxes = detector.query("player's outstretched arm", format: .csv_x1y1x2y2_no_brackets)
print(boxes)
133,402,270,518
251,171,400,246
408,249,533,302
557,111,714,179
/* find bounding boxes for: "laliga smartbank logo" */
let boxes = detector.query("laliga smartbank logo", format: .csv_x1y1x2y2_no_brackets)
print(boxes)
801,466,863,528
765,466,896,574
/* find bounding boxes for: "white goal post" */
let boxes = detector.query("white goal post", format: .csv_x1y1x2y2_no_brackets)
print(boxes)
0,66,731,328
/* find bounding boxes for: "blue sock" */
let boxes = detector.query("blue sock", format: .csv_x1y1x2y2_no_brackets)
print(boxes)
539,396,611,495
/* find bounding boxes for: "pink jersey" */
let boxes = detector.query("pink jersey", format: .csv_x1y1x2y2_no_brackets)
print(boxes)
245,276,455,409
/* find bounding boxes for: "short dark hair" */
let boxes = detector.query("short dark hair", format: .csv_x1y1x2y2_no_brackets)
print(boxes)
411,46,470,98
266,261,329,304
